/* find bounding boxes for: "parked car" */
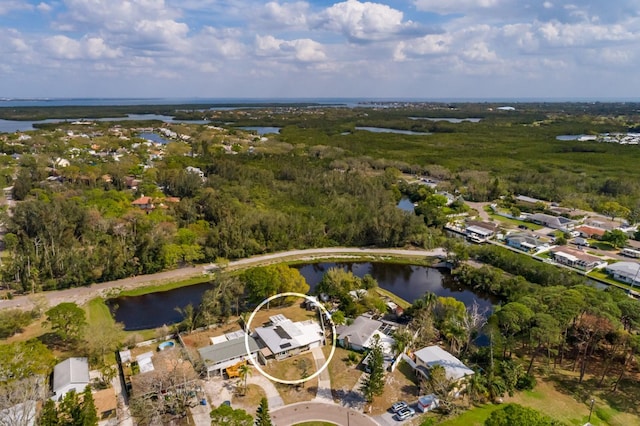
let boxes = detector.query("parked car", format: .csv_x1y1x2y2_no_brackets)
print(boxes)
518,224,529,230
390,401,408,413
574,237,590,247
395,407,415,421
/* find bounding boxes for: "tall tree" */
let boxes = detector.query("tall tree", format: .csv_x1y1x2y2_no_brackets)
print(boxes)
45,302,86,342
238,364,252,396
255,397,272,426
359,335,385,403
209,404,253,426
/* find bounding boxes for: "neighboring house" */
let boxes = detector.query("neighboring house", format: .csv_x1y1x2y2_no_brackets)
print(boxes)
131,195,154,211
464,225,495,243
505,233,549,253
337,316,382,352
198,332,263,378
550,247,606,271
575,225,606,239
515,195,548,207
253,315,324,360
605,262,640,287
529,213,576,230
411,345,474,383
52,357,90,401
436,191,462,206
186,166,205,180
585,217,633,232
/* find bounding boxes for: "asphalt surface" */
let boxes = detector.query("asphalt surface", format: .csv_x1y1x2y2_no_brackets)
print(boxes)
271,402,380,426
0,247,445,311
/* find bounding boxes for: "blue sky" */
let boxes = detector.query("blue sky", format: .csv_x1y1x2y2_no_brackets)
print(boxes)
0,0,639,99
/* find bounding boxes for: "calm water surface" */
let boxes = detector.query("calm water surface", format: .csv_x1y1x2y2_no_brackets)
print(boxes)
355,127,430,135
238,126,281,135
108,262,495,330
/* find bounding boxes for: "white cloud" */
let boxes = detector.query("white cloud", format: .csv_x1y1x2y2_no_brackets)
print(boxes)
414,0,502,14
0,1,32,15
37,2,53,13
43,35,122,60
255,34,326,62
262,2,309,28
314,0,420,42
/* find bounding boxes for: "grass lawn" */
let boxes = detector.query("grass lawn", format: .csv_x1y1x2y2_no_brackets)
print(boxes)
488,214,543,230
233,384,265,413
438,404,501,426
250,303,318,330
587,270,635,292
322,345,364,402
263,352,319,405
375,287,411,309
589,241,616,251
370,360,419,415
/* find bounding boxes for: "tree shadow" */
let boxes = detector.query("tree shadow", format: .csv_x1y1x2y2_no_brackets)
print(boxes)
332,388,365,407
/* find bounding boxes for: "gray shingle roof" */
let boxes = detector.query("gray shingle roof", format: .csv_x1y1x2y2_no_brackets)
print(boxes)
337,316,382,348
198,336,260,366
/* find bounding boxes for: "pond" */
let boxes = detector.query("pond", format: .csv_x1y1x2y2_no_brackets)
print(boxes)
397,197,415,213
138,132,171,144
108,262,495,330
354,127,430,135
238,126,281,135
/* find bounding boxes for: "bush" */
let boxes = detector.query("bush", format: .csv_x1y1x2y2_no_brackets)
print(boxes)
516,374,537,391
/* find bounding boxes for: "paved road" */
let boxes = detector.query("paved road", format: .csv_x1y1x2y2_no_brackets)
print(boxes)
0,247,445,311
271,402,380,426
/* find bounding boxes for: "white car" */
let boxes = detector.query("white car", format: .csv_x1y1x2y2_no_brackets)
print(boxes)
395,407,415,421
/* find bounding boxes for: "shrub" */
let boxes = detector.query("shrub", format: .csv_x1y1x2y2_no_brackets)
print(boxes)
516,374,537,391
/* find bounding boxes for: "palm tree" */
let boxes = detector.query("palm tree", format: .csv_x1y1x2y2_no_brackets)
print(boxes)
238,363,252,396
465,370,488,407
392,329,413,356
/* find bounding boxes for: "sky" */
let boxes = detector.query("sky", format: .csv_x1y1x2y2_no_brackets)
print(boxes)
0,0,639,99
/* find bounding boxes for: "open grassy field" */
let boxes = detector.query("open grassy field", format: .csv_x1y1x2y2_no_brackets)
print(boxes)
322,345,364,402
117,275,212,297
263,352,319,405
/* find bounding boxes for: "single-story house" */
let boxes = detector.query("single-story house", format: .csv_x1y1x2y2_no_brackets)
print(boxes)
515,195,548,207
605,262,640,287
198,332,263,378
465,225,495,243
575,225,606,239
550,247,606,271
52,357,90,400
412,346,474,383
505,233,549,253
253,315,324,360
585,218,630,232
529,213,576,230
337,316,382,352
131,195,154,211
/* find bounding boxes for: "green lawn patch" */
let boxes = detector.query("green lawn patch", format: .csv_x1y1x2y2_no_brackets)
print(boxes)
488,214,543,230
375,287,411,309
587,270,636,291
438,404,502,426
84,297,116,328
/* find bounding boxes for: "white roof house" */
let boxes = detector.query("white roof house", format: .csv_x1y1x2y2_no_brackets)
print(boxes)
413,346,474,382
337,315,383,351
253,315,324,360
605,262,640,286
52,358,90,400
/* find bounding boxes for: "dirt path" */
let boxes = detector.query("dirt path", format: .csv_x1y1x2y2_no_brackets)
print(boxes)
0,247,445,311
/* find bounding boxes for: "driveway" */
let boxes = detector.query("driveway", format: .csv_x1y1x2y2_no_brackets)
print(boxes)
271,402,380,426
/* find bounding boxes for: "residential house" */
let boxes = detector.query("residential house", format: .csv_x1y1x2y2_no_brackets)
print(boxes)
515,195,548,207
131,195,154,212
410,345,474,383
550,247,606,271
52,357,90,400
253,315,324,360
505,233,549,253
198,331,263,378
336,316,382,352
529,213,576,230
465,221,497,243
605,262,640,287
575,225,606,240
585,217,633,232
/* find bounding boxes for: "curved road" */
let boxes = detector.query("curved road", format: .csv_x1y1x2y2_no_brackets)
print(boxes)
271,402,379,426
0,247,445,311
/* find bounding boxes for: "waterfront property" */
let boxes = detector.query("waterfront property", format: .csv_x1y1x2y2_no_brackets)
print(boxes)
337,315,383,352
52,358,90,401
405,345,474,391
505,233,549,253
253,314,324,360
605,262,640,287
549,247,606,271
198,330,264,378
465,221,497,243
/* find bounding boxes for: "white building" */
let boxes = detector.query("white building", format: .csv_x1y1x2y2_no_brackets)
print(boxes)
605,262,640,287
253,315,324,360
52,358,90,400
